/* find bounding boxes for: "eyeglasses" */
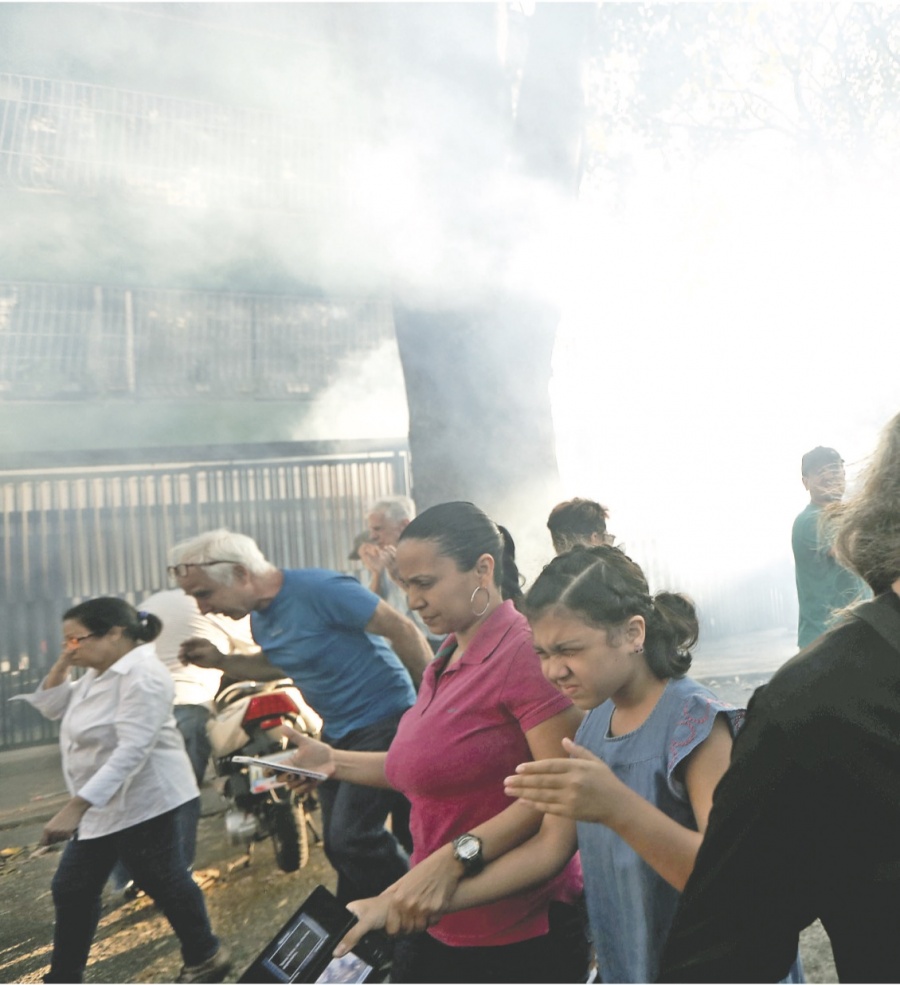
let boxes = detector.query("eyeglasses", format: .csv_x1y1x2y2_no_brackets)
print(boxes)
63,633,97,650
166,560,235,579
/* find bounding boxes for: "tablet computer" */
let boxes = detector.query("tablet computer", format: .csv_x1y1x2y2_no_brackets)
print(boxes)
238,885,389,984
313,930,390,984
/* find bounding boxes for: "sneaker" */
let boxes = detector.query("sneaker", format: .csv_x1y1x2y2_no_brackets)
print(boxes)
107,880,144,908
176,943,232,984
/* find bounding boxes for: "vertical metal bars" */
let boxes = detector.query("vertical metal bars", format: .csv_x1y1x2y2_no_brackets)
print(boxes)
0,443,410,748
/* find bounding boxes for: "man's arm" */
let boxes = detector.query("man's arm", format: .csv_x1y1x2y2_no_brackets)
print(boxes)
365,600,431,688
179,637,286,681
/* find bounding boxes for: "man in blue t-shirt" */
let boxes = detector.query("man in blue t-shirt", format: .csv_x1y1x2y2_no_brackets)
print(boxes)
171,528,432,903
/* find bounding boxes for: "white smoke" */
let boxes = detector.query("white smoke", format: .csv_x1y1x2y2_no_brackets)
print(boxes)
552,135,898,640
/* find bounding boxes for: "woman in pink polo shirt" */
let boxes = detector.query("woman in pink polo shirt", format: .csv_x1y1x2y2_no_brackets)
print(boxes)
282,501,587,983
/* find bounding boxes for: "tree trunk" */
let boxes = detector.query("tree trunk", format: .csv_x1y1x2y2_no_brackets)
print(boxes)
391,4,594,556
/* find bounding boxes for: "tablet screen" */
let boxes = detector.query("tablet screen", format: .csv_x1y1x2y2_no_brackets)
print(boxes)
262,912,330,982
314,951,374,984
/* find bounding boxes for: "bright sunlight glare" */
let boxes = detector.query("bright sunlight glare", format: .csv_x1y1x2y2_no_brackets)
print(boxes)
552,137,897,634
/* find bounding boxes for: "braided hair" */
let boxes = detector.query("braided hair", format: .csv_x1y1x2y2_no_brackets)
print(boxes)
525,545,697,680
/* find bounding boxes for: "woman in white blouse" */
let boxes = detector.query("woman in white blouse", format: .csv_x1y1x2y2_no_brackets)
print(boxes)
18,597,230,984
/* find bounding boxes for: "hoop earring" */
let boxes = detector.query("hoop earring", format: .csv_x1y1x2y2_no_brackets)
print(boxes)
470,585,490,618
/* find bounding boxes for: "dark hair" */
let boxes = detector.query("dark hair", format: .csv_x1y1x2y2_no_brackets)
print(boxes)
524,545,697,680
399,501,524,606
547,498,610,554
830,410,900,594
63,597,162,644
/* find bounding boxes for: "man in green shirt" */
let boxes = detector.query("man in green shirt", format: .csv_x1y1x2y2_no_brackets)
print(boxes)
791,445,870,648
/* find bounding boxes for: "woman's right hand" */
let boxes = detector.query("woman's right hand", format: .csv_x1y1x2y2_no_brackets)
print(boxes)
43,648,77,689
333,896,391,957
334,887,443,958
355,847,460,936
276,724,336,791
55,640,79,669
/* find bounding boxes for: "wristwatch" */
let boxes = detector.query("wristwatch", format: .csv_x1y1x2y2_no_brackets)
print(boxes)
451,833,485,877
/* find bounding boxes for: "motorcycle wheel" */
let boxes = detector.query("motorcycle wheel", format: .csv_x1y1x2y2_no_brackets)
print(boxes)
269,798,309,872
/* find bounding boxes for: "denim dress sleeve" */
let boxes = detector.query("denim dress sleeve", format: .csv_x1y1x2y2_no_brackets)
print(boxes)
665,690,745,800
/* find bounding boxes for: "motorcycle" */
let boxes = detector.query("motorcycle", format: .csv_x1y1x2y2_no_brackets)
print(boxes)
207,677,323,872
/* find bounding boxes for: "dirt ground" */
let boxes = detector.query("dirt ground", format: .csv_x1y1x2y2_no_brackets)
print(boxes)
1,802,837,984
1,802,336,984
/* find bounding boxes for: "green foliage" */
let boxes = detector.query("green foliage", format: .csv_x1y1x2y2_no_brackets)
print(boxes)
586,3,900,186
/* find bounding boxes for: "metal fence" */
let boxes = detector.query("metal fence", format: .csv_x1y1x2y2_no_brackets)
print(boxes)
0,281,395,399
0,440,410,749
0,72,353,212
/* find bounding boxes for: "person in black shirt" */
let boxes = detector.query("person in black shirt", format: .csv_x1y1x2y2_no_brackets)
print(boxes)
659,410,900,984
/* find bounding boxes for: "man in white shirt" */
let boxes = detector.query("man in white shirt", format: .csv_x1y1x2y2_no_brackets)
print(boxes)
139,588,258,786
134,589,258,872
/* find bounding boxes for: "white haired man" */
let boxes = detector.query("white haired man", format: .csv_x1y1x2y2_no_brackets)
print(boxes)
360,495,444,652
170,528,432,904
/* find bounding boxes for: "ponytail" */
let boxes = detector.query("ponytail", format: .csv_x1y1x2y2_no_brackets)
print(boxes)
497,525,525,608
401,502,525,603
64,597,162,644
135,609,163,644
645,591,697,679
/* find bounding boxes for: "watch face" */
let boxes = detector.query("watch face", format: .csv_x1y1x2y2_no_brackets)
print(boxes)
458,838,478,860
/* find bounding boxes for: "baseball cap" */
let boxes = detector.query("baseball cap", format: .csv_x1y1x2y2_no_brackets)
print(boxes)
801,446,843,477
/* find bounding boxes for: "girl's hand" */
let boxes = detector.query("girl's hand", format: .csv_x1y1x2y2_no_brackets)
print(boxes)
333,897,390,957
503,737,628,825
275,725,336,792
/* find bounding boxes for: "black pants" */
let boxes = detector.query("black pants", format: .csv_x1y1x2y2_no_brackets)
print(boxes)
390,900,591,984
318,711,411,905
45,806,218,983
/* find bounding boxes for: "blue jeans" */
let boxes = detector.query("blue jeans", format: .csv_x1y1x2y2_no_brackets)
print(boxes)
174,703,213,785
46,806,219,983
108,796,201,889
173,705,210,868
318,711,411,904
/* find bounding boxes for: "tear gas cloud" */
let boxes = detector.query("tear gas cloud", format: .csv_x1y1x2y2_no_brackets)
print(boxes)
552,138,898,648
2,4,897,653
